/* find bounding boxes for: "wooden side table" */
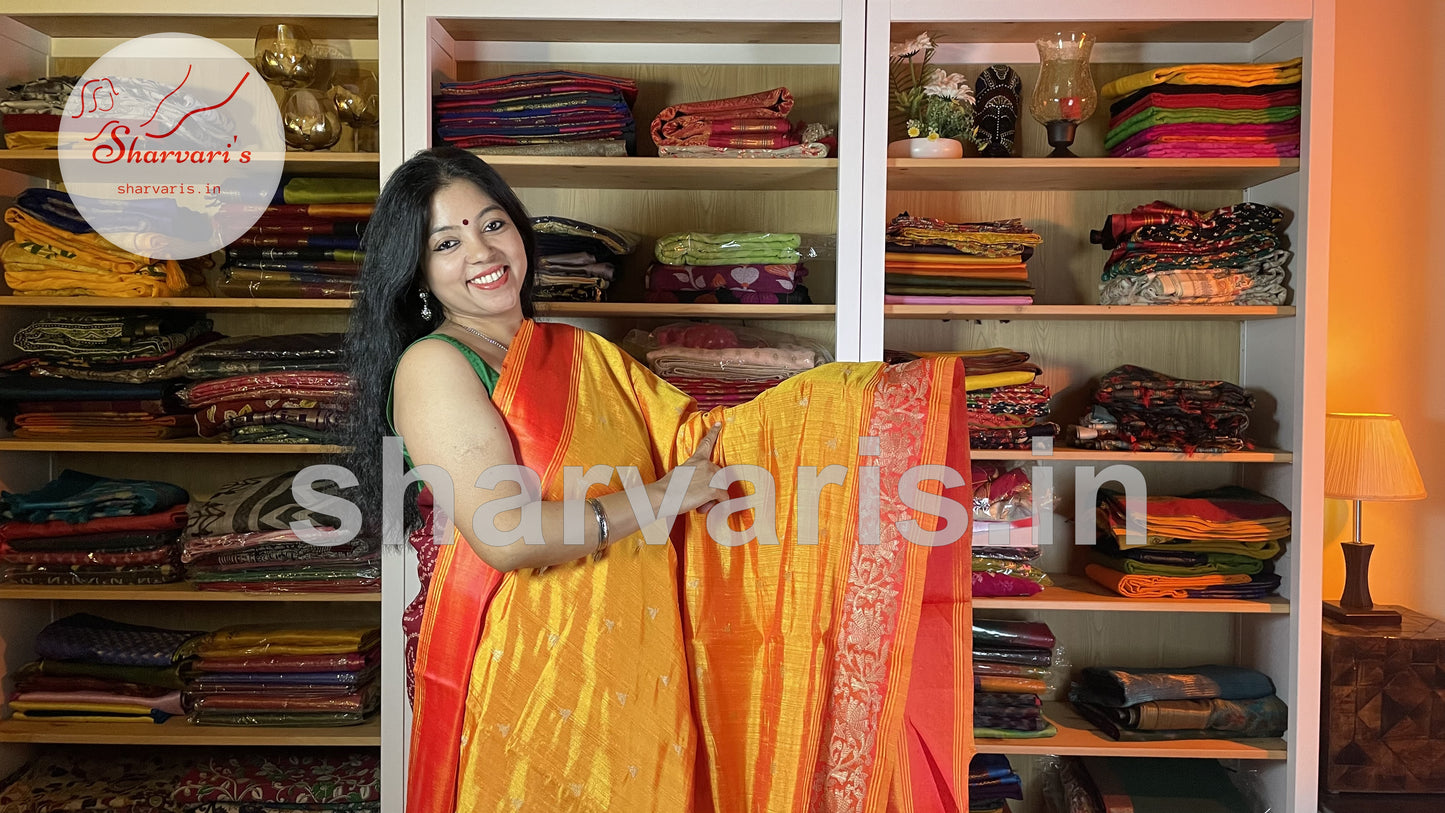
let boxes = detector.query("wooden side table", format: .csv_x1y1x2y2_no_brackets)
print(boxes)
1322,606,1445,793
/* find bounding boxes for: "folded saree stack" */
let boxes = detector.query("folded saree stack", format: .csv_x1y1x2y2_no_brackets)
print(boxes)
531,215,637,302
0,312,211,439
973,618,1058,739
969,754,1022,813
646,231,811,304
0,75,74,149
1086,486,1288,600
1052,756,1259,812
883,213,1041,304
1101,57,1303,158
0,470,188,585
183,471,379,593
1074,364,1255,453
219,178,377,299
0,746,380,812
174,332,350,444
633,322,826,409
185,625,381,726
1069,664,1288,741
8,613,198,722
436,70,638,157
1,188,191,297
171,749,381,812
650,86,834,158
970,462,1051,597
1092,200,1291,306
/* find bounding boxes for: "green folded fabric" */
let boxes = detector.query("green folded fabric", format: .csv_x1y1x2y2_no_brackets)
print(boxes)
1089,550,1265,577
973,723,1058,739
653,231,801,265
1105,105,1301,148
283,177,380,204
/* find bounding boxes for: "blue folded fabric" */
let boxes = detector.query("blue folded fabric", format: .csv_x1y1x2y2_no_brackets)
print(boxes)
0,373,173,402
34,613,202,667
1,469,188,523
1072,664,1277,707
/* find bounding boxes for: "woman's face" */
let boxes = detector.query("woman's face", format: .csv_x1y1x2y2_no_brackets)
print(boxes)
421,180,527,322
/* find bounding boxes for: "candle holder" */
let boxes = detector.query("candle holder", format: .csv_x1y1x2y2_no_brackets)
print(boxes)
282,88,342,150
255,24,316,89
1030,32,1096,158
329,68,380,152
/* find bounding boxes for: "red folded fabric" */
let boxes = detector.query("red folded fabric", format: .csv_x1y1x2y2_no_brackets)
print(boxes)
0,506,187,542
1109,87,1302,127
650,87,793,145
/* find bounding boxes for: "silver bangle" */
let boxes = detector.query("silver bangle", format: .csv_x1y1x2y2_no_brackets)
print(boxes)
587,496,609,550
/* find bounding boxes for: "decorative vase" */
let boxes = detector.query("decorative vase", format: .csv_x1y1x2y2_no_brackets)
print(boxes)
282,88,342,151
887,137,964,159
974,65,1023,158
254,24,316,89
1029,32,1096,158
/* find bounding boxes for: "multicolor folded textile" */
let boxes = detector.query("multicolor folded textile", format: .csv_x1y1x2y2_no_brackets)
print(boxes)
1072,664,1277,706
1070,694,1288,740
185,471,349,538
1074,365,1254,453
1,470,188,524
651,87,794,147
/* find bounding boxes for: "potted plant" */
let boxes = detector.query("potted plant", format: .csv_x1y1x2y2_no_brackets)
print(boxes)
888,32,983,158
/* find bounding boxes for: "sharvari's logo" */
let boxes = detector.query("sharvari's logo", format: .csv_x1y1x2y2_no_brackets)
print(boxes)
59,33,284,261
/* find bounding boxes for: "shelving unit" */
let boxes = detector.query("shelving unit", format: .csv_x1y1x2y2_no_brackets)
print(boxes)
866,4,1330,812
975,702,1288,760
0,1,1334,810
0,0,400,804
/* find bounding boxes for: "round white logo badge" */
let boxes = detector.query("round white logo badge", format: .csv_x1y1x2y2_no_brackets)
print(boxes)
58,33,285,261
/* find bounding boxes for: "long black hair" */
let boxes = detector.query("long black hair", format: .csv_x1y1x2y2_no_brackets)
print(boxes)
340,146,537,535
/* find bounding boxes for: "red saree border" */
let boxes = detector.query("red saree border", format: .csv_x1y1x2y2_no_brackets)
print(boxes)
810,358,967,813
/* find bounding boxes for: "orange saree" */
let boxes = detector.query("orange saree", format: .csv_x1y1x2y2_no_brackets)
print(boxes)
407,320,972,812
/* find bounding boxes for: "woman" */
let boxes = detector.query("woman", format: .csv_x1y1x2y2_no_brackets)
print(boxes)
344,146,974,813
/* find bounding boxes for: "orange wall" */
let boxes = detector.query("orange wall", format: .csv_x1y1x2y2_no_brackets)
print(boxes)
1326,0,1445,618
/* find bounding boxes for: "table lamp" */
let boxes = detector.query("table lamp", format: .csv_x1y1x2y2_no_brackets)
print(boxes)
1323,412,1427,625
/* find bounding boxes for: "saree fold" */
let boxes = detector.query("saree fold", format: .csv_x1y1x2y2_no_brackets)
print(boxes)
408,320,972,813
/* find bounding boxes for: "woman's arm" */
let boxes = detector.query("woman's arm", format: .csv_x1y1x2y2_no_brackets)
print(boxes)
392,340,725,572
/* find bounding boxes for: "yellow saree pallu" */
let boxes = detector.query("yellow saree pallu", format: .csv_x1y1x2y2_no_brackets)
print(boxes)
408,321,972,813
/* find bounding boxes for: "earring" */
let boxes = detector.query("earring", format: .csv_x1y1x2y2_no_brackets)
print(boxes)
419,290,432,320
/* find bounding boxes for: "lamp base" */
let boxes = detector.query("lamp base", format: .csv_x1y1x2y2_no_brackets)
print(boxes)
1323,600,1402,626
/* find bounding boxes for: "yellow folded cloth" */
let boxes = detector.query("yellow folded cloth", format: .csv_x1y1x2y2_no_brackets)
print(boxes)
884,252,1026,266
963,370,1036,391
2,242,188,297
1101,57,1303,98
10,701,159,715
1085,563,1251,598
4,131,59,150
192,625,381,658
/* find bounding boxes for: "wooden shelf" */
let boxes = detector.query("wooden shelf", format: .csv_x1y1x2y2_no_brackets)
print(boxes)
0,296,352,310
975,702,1287,760
0,715,381,746
970,446,1292,463
0,584,379,602
975,574,1289,614
0,150,378,182
535,302,835,319
893,20,1290,45
437,18,838,44
2,9,379,40
887,158,1300,191
485,156,838,190
0,439,342,454
886,304,1295,321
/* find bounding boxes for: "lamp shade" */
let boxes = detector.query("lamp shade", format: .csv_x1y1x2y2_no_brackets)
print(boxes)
1324,412,1427,501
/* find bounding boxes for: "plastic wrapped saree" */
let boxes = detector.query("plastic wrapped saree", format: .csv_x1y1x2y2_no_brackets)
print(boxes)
407,320,972,812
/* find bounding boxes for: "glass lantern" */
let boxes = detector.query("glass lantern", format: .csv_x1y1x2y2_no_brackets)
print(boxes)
1029,32,1097,158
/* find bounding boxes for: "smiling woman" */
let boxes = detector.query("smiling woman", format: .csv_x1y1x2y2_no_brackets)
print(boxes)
341,146,976,813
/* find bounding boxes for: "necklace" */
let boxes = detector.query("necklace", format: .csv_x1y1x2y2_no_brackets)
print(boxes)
451,321,510,354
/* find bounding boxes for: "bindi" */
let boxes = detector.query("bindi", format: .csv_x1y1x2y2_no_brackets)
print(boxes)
462,219,469,225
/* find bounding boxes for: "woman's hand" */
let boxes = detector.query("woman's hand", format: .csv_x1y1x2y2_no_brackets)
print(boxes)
661,422,729,514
